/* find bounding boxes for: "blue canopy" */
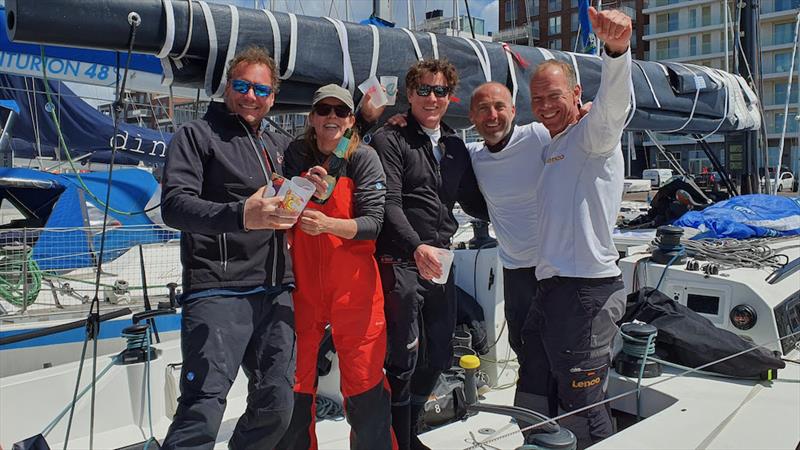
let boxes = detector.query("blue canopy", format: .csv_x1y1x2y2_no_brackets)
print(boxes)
674,194,800,239
0,167,177,271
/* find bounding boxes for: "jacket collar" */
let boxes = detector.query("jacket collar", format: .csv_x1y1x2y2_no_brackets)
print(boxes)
404,109,456,139
205,101,266,135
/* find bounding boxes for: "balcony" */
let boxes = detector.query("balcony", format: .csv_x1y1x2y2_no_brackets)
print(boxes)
493,24,540,43
761,0,800,14
655,48,681,59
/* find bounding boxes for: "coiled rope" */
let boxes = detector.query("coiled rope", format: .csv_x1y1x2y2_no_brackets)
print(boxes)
680,237,793,270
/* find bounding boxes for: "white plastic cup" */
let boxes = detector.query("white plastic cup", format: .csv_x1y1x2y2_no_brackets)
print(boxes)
279,176,315,214
380,76,398,106
431,249,455,285
358,75,389,108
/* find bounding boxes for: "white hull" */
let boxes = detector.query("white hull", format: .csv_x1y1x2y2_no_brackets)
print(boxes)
1,243,799,449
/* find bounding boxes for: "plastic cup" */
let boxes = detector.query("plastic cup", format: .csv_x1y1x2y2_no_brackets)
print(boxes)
279,176,315,214
431,248,454,285
380,76,398,106
358,75,388,108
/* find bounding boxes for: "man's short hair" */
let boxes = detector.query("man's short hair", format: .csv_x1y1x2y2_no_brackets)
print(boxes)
226,46,280,92
532,60,577,90
405,59,459,92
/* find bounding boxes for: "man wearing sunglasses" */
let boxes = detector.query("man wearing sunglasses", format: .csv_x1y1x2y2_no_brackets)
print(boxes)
370,59,487,450
160,46,298,450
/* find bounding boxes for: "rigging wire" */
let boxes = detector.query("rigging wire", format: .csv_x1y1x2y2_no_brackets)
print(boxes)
56,13,143,450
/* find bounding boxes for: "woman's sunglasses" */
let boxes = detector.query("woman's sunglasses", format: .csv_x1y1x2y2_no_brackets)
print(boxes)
313,104,352,118
230,79,273,97
415,84,450,98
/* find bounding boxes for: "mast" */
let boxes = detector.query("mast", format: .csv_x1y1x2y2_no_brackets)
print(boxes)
373,0,391,20
739,0,761,194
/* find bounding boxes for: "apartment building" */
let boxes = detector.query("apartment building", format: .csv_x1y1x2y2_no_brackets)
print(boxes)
496,0,649,60
417,9,492,41
643,0,799,181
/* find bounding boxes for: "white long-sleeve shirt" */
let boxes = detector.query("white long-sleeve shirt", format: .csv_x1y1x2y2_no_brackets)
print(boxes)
467,123,551,269
535,49,633,280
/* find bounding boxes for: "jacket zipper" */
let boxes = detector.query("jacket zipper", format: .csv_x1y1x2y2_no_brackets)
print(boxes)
221,233,229,272
241,121,281,287
432,137,444,245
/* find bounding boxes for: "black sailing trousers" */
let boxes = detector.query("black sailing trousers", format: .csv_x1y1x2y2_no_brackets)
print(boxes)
162,289,296,450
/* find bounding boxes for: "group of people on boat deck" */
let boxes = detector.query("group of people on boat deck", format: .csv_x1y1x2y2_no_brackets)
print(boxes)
158,6,632,450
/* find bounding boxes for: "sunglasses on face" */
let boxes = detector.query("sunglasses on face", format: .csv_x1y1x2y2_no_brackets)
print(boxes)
230,79,273,97
313,103,352,118
415,84,451,98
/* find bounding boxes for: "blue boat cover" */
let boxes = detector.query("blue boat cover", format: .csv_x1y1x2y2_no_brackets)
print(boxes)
674,194,800,239
0,72,171,164
0,167,176,271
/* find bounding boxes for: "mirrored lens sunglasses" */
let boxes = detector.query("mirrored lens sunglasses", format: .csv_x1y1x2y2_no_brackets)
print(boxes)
230,79,273,97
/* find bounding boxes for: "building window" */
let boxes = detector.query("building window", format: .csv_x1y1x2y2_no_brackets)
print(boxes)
775,0,800,12
656,38,679,59
688,8,697,28
774,51,792,72
689,36,698,56
549,0,561,12
571,12,579,32
701,6,711,27
656,12,679,33
550,38,562,50
775,82,800,105
532,0,540,16
549,15,562,34
774,22,795,45
702,33,712,54
775,111,799,133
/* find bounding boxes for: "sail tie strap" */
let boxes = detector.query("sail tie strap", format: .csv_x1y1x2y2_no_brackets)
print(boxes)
659,64,701,134
400,28,424,61
500,43,519,104
460,37,491,82
174,0,194,61
323,17,356,94
263,11,298,80
198,1,218,97
428,32,440,60
633,60,661,109
213,5,240,98
538,48,555,60
158,0,176,59
368,25,380,79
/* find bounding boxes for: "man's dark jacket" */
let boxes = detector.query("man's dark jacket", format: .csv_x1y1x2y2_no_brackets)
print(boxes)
161,101,293,292
370,113,488,260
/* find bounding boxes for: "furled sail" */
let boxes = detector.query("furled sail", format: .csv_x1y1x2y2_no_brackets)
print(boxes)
6,0,760,133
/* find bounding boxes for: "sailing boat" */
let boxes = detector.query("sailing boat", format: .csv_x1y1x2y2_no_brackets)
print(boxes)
0,1,798,449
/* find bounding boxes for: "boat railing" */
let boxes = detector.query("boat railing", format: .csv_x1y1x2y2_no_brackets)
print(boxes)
0,224,181,317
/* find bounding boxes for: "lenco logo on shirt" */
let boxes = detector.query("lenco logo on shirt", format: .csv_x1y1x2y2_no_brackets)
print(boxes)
545,154,565,164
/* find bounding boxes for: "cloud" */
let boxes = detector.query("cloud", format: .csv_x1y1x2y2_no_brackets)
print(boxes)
481,0,499,34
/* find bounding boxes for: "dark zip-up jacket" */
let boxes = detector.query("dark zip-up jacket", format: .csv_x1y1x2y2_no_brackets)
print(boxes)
370,113,488,260
161,101,294,292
